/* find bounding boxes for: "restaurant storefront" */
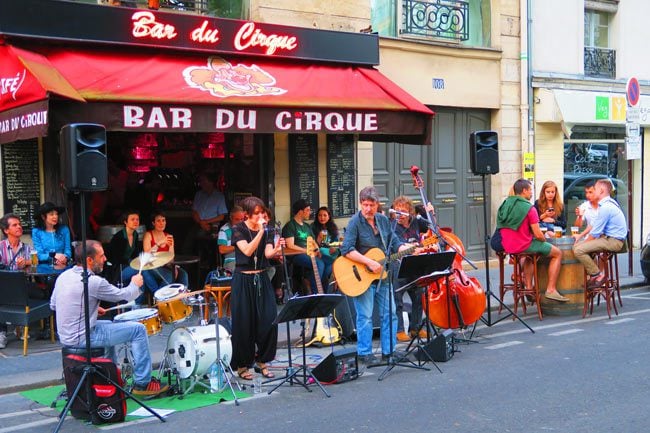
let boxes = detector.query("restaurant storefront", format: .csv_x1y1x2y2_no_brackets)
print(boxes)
0,0,433,246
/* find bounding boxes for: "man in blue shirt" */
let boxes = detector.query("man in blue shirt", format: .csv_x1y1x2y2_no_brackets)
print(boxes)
339,187,416,366
573,179,627,289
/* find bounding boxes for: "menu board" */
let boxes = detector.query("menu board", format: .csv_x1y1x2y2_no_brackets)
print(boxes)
327,135,356,217
2,140,40,231
289,134,319,211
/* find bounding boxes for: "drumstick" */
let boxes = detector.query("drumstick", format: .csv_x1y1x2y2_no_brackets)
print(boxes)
104,300,136,312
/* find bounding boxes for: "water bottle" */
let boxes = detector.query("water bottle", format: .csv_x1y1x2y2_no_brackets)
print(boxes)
209,364,222,392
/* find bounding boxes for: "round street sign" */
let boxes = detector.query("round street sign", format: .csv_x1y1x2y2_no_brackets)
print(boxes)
626,77,640,107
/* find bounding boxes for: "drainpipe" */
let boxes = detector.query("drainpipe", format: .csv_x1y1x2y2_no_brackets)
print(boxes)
521,0,533,156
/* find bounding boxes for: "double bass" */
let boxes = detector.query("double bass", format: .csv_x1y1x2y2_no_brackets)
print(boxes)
409,165,486,329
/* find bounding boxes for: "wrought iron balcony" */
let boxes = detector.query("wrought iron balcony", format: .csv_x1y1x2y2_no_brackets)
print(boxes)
401,0,469,41
584,47,616,79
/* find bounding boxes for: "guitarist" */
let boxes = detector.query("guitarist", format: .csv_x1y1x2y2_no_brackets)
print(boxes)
340,187,420,367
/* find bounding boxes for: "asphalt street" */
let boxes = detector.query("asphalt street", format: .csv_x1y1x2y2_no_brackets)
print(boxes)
2,284,650,433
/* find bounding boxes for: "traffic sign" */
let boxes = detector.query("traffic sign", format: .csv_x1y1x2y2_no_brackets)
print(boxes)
626,122,640,137
626,77,640,107
625,135,641,160
626,106,640,122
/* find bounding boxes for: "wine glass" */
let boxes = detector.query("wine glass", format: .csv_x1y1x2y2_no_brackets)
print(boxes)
49,250,56,266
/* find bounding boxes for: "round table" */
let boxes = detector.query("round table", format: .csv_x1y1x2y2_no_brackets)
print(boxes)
172,255,200,291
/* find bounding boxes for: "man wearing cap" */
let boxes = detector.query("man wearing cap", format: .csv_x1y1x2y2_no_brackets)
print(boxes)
31,202,72,266
282,199,331,294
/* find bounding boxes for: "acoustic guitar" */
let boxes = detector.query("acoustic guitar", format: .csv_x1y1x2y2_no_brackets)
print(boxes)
332,235,437,297
301,236,342,347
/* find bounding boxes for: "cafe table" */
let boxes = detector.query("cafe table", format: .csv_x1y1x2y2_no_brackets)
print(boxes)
536,236,585,315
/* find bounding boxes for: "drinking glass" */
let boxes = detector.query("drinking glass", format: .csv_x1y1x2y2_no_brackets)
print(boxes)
49,250,56,266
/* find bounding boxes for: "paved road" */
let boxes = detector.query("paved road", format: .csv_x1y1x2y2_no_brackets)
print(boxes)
2,286,650,433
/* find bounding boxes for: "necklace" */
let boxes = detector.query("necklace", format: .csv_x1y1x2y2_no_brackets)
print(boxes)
245,223,260,269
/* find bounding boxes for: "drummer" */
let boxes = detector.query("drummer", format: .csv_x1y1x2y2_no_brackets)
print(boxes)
51,240,168,397
142,210,189,290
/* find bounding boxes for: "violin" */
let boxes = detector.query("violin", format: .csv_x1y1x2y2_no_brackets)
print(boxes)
409,165,486,329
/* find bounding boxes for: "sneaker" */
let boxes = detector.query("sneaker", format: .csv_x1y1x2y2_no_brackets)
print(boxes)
358,354,382,367
383,350,409,362
396,331,410,342
132,378,169,397
587,273,607,289
0,332,6,349
545,291,569,302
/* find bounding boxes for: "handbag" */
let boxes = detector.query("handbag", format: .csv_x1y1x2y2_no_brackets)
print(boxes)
490,228,504,253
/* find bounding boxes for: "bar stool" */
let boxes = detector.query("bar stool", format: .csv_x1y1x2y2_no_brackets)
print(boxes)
582,251,620,319
510,252,543,320
496,251,515,314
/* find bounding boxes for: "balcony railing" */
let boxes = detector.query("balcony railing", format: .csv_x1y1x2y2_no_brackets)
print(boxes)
584,47,616,79
401,0,469,41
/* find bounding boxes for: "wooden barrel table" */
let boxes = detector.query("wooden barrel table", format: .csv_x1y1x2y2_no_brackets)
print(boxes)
537,236,585,315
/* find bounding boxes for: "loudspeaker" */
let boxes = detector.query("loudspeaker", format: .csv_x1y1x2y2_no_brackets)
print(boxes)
416,329,455,362
60,123,108,191
469,130,499,175
312,347,359,383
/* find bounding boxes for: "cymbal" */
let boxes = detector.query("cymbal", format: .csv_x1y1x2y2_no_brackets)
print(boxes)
130,252,174,271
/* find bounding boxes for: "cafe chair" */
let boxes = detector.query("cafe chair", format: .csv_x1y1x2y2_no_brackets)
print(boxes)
510,252,543,321
496,251,515,314
0,270,55,355
582,251,620,319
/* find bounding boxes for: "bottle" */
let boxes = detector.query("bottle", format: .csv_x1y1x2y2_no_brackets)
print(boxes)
209,363,222,392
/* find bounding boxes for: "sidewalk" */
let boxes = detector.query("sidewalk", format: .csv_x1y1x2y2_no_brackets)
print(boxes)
0,249,646,395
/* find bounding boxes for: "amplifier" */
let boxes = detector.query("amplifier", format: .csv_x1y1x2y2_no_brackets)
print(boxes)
312,347,358,384
416,329,455,362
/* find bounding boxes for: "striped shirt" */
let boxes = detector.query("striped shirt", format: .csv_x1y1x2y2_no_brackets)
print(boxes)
0,239,31,270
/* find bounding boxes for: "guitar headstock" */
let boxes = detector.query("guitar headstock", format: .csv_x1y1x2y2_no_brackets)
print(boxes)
306,236,319,257
410,165,424,190
421,233,439,251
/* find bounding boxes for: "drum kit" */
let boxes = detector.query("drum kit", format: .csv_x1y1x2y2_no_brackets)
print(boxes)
110,252,240,401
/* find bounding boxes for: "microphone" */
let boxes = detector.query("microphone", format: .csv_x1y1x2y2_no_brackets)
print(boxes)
389,209,410,218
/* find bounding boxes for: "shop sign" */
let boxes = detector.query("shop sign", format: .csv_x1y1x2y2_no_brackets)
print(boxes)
0,100,49,145
0,0,379,65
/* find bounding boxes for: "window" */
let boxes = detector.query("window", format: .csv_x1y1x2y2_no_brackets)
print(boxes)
584,10,610,48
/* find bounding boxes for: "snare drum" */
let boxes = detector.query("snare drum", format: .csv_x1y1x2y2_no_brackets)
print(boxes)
114,308,162,336
154,283,192,324
166,325,232,379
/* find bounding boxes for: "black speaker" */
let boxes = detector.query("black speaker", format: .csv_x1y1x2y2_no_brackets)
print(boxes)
60,123,108,191
312,347,359,383
469,130,499,175
416,329,455,362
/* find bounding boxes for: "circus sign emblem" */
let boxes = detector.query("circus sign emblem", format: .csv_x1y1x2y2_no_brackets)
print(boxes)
183,57,286,98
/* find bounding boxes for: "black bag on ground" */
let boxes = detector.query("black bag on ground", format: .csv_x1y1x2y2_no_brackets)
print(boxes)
62,354,126,424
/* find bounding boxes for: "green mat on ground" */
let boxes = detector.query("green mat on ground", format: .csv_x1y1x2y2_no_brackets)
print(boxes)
21,383,249,422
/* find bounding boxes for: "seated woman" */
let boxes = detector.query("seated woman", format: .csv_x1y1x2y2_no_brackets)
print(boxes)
106,210,157,304
311,206,341,261
31,202,72,266
533,180,566,234
142,210,188,290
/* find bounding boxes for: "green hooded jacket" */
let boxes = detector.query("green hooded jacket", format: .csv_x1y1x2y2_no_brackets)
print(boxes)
496,196,532,230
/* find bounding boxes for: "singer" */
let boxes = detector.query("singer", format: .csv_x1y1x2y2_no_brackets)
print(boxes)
230,196,284,381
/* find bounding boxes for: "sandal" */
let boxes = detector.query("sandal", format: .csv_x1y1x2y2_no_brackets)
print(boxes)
237,368,254,380
254,363,275,379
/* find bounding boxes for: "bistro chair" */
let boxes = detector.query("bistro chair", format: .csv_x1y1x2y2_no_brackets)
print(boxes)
0,270,55,355
496,251,515,314
510,252,543,321
582,251,620,319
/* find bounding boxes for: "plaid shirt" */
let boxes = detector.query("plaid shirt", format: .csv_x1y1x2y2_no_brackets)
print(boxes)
0,239,31,270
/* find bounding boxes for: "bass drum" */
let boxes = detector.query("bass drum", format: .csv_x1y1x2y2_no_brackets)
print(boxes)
166,325,232,379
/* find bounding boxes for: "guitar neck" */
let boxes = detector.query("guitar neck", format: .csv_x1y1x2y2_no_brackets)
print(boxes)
310,256,325,294
387,245,417,264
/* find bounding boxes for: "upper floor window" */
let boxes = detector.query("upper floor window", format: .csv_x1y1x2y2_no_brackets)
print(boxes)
584,10,610,48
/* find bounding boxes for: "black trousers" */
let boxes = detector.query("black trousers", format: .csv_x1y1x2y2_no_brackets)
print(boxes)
230,271,278,369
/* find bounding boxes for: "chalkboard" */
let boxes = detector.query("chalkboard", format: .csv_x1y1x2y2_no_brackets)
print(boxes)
327,135,356,217
289,134,319,211
2,140,41,232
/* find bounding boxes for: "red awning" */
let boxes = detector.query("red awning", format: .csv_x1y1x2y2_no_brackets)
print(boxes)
3,45,433,144
0,45,84,144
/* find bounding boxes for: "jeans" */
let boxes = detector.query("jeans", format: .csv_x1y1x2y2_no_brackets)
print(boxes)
89,320,152,387
353,280,397,356
292,253,330,294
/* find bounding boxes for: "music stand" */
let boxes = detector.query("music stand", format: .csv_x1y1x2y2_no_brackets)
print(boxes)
267,294,343,397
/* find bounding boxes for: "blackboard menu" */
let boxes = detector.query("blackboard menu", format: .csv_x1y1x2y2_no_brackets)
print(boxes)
2,140,40,232
327,135,356,217
289,134,319,211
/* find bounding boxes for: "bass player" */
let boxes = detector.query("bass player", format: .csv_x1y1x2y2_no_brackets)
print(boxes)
339,186,420,367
